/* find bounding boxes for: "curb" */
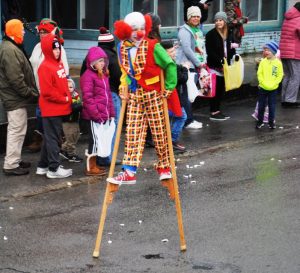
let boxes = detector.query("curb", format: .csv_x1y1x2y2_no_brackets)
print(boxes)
1,125,297,203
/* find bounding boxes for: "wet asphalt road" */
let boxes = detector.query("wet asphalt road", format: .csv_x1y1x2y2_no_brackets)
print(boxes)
1,126,300,273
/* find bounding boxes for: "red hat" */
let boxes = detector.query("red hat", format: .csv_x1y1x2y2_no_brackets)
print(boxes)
37,18,57,33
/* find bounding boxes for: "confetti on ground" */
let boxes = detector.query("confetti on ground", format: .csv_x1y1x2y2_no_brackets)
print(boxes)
270,158,275,161
161,239,169,243
279,126,284,129
206,124,209,127
120,223,125,227
191,181,197,184
108,240,112,244
189,166,194,169
9,207,13,210
296,126,299,129
292,158,297,160
138,220,143,224
194,164,201,168
200,161,205,165
3,236,8,241
278,160,282,163
108,232,112,235
183,175,189,178
0,226,2,229
186,165,190,169
176,158,181,162
189,174,192,178
67,182,72,186
143,168,147,172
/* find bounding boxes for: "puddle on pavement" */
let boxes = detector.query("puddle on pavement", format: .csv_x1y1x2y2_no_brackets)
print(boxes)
142,254,164,259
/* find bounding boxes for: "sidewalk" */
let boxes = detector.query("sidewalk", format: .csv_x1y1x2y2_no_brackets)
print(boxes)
1,95,299,202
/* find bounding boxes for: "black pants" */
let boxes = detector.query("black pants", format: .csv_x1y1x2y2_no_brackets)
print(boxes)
38,116,63,171
210,75,225,113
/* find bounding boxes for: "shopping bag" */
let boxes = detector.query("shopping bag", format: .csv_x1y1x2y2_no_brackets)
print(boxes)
198,66,216,98
92,119,116,157
186,68,216,103
186,70,198,103
223,54,244,91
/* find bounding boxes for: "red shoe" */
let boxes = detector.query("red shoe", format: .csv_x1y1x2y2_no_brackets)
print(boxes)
107,170,136,185
158,168,172,181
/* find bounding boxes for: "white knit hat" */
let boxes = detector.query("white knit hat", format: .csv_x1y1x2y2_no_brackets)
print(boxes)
124,12,145,29
98,27,114,43
187,6,202,20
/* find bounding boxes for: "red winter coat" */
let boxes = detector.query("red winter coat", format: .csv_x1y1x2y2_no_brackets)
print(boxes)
279,7,300,60
38,34,71,117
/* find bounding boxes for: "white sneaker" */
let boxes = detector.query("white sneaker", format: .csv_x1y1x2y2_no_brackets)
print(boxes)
36,167,48,175
46,166,72,179
185,120,203,129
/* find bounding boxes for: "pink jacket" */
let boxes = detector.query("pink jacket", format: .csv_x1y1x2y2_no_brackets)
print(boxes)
279,7,300,60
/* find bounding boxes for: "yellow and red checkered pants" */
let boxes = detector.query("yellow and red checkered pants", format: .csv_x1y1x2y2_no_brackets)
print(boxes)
122,87,170,170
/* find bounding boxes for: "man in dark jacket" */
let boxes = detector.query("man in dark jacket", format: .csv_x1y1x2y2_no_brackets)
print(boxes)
0,19,39,175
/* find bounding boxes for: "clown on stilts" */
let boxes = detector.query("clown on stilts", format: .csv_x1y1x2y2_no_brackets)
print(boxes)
107,12,177,185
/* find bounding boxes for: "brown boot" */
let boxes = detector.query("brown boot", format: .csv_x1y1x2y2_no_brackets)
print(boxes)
26,130,43,153
85,150,107,176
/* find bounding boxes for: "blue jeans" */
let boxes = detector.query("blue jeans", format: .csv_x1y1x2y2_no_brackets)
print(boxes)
96,92,121,165
258,88,277,124
169,107,187,142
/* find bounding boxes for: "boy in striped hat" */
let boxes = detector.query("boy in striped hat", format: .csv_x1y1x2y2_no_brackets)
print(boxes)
256,41,283,130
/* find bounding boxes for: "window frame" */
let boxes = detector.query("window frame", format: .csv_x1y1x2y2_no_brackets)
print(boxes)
46,0,285,41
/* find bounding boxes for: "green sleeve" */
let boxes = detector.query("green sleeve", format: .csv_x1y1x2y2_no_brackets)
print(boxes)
153,43,177,90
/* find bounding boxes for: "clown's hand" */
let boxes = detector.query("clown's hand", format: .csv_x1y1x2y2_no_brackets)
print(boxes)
163,89,173,98
119,85,129,100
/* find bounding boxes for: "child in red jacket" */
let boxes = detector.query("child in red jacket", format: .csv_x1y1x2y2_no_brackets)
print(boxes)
36,34,72,179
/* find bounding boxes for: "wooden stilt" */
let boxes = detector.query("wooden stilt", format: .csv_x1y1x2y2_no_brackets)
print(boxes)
161,71,187,252
93,99,127,258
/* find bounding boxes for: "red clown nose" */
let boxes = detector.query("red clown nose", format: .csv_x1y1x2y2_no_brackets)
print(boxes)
136,30,145,39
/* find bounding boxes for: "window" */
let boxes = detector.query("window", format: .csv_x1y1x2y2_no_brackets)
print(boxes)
80,0,109,29
51,0,77,29
133,0,282,28
51,0,109,30
243,0,279,22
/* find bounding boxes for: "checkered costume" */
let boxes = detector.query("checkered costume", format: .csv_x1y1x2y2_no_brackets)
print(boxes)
118,38,177,172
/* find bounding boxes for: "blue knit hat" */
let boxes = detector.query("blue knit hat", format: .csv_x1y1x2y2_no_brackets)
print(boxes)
264,41,279,55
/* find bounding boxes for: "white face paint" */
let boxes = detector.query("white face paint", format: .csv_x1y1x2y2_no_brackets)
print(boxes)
130,27,146,43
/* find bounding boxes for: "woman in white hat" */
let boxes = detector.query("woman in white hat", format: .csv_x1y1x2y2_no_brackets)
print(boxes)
176,6,206,130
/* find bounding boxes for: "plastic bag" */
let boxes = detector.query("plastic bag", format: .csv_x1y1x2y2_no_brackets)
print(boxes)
91,118,116,157
186,67,216,103
223,54,244,91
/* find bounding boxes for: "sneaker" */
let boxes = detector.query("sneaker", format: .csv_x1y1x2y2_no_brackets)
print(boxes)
172,141,186,152
59,150,71,160
3,166,29,176
36,167,48,175
107,170,136,185
68,154,83,163
255,122,264,129
185,120,203,129
219,113,230,120
210,113,227,121
46,166,72,179
159,170,172,181
18,161,31,168
268,123,276,129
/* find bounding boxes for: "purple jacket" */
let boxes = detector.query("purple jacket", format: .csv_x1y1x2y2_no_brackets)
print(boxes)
80,46,115,123
279,7,300,60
